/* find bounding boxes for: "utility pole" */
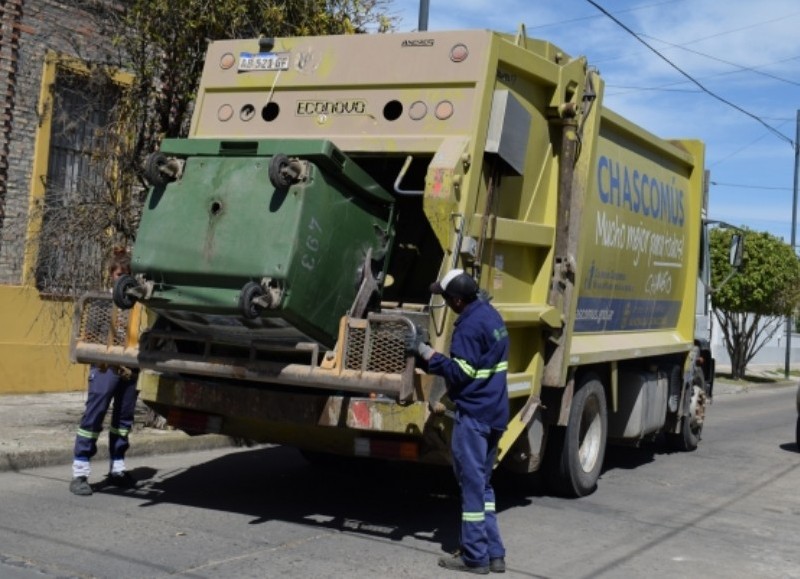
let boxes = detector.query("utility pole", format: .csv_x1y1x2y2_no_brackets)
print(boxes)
785,109,799,378
418,0,429,31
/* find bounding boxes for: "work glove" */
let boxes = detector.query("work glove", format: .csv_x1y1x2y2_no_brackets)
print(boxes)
417,342,435,361
406,325,434,360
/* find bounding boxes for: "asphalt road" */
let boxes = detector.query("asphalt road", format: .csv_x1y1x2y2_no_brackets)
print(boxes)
0,384,798,578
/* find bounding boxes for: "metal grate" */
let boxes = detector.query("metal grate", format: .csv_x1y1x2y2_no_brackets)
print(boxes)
344,325,366,371
77,294,131,347
344,319,408,374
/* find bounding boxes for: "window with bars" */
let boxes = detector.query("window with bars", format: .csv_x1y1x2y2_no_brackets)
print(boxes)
35,68,121,294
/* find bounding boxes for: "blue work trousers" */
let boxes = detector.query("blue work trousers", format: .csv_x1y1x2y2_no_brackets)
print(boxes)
452,411,506,567
74,366,138,462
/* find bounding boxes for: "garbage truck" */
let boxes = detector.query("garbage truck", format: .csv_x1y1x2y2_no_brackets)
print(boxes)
71,27,741,497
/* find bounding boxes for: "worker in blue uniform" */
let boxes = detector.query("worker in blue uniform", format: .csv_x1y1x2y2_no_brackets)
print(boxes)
412,269,509,574
70,251,139,496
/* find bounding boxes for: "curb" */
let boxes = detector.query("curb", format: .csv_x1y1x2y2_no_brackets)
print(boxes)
0,431,240,473
713,379,798,396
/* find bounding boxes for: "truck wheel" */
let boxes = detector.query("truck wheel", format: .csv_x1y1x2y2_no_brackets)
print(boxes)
112,274,139,309
668,366,705,452
545,375,608,497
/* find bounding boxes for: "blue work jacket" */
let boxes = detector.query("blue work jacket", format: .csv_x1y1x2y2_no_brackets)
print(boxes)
428,298,510,430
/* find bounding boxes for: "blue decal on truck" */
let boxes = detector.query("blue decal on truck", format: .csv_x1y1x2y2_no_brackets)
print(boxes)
596,155,685,226
574,296,682,332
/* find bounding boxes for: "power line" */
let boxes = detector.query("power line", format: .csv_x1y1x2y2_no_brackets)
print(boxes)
606,85,701,93
673,11,800,49
606,54,800,97
526,0,684,31
709,119,792,168
590,11,800,66
710,181,792,191
585,0,795,148
638,34,800,88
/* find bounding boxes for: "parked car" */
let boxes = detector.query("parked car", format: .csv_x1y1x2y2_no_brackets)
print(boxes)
796,383,800,450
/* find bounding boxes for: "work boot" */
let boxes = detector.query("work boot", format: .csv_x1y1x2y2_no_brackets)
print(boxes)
104,471,137,489
489,557,506,573
438,554,489,574
69,476,92,496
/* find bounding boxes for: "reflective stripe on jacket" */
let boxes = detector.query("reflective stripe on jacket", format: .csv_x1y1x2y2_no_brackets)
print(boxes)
428,299,510,429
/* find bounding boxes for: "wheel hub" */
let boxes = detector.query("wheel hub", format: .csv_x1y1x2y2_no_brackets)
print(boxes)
688,385,706,429
578,400,603,473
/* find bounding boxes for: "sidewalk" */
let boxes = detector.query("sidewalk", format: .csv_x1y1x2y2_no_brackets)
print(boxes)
0,391,239,473
2,370,796,474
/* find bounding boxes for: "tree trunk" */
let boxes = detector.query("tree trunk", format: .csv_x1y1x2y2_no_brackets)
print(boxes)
731,339,748,379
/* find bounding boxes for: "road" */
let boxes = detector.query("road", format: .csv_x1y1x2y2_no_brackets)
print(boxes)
0,384,798,578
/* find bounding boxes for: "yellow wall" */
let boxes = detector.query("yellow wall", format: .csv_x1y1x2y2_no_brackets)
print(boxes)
0,286,87,394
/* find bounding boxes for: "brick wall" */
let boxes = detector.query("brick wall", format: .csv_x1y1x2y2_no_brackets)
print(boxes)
0,0,118,284
0,0,22,282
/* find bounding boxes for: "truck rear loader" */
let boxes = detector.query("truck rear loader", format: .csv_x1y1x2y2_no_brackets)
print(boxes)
72,27,734,497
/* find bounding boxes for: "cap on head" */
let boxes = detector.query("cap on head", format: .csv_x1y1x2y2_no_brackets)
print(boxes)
429,269,479,300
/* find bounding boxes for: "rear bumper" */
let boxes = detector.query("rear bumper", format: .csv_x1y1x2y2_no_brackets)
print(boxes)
138,371,451,463
71,293,425,400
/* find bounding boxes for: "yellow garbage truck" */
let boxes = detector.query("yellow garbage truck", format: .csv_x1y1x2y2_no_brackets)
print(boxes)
72,28,739,496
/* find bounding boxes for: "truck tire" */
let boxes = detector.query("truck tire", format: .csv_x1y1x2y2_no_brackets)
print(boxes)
545,375,608,497
668,366,705,452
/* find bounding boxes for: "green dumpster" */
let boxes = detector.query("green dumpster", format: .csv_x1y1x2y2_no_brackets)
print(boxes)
132,139,395,346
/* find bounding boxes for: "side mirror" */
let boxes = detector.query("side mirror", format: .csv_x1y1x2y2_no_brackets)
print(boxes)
729,233,744,268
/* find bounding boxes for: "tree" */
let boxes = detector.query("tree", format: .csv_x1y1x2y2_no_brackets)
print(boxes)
710,227,800,379
32,0,394,296
115,0,394,152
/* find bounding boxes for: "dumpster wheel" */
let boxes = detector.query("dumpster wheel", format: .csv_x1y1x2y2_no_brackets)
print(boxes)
239,281,266,319
144,152,170,187
113,274,139,310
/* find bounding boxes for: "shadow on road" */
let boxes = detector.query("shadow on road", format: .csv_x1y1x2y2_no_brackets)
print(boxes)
103,445,534,552
602,443,657,473
99,436,713,550
601,433,701,475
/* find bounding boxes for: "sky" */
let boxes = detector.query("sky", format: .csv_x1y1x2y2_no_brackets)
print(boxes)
388,0,800,245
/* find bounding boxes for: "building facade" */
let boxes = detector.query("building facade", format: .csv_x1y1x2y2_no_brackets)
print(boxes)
0,0,121,393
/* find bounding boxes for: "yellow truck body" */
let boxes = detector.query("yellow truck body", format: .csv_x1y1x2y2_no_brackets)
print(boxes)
72,29,713,496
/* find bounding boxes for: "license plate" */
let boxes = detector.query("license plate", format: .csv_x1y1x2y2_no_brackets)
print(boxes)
238,52,290,72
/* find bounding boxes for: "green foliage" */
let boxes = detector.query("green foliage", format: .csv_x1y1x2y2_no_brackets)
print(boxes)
36,0,394,296
710,227,800,316
709,227,800,378
114,0,395,153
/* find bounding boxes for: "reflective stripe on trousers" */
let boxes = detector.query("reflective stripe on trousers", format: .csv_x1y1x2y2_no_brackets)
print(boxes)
452,411,506,567
73,366,139,462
